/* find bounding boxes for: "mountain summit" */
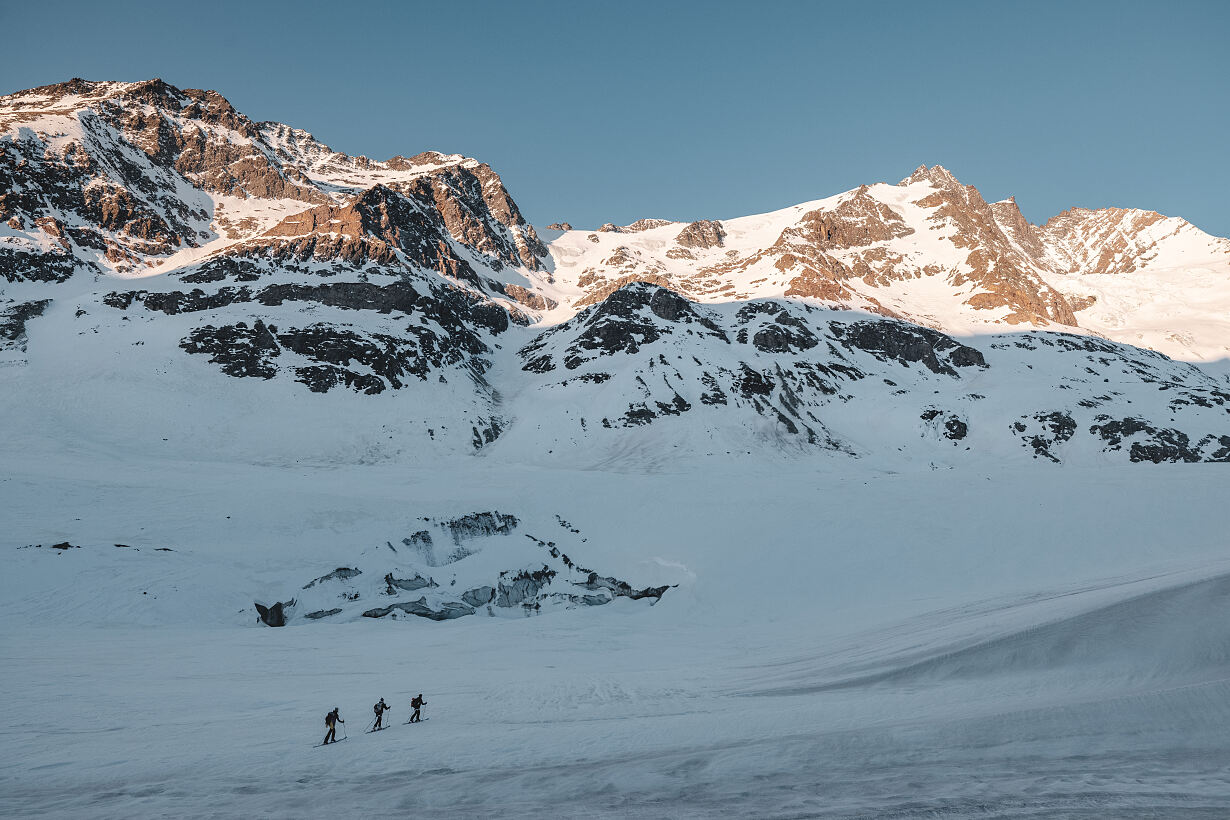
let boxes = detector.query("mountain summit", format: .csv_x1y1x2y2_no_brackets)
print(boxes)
2,79,1229,468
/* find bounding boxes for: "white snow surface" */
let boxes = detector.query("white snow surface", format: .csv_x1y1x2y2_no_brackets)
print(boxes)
539,176,1230,365
4,84,1230,817
3,453,1230,818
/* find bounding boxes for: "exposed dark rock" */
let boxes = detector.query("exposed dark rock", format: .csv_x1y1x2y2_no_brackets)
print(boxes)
921,408,968,441
1089,416,1207,463
522,354,555,373
302,567,361,589
172,282,502,394
830,320,987,376
520,283,725,372
181,320,281,379
106,286,251,315
675,219,726,249
751,321,818,354
304,608,343,620
404,530,433,548
255,599,295,627
1202,435,1230,462
440,511,518,544
471,417,504,450
734,365,775,398
0,299,52,350
1014,411,1077,462
944,417,969,440
503,283,558,311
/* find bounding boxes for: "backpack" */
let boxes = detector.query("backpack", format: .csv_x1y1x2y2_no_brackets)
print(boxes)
412,696,422,708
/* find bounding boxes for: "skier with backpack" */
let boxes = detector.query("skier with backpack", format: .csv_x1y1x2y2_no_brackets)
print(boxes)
323,707,344,745
409,693,426,723
372,697,391,731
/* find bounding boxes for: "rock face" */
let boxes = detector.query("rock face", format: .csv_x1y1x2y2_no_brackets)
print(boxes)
1089,417,1230,464
0,79,545,280
303,567,362,589
548,164,1230,357
3,78,1229,470
255,600,294,627
675,220,726,249
0,299,51,351
830,321,987,377
439,511,519,544
1013,411,1077,462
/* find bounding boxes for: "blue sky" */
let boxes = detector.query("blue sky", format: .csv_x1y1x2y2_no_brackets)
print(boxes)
2,0,1227,234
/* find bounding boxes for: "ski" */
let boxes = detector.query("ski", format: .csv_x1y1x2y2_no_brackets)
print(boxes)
403,717,430,725
315,737,348,748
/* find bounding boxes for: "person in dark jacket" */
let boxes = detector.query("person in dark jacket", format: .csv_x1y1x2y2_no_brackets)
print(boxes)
373,697,391,730
323,707,344,744
409,694,426,723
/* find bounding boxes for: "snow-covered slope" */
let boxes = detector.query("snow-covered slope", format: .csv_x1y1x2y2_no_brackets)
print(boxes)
4,78,1230,817
542,166,1230,364
3,78,1228,471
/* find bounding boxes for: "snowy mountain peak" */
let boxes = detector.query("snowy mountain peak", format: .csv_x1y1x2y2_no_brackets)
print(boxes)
898,163,962,189
2,78,1229,474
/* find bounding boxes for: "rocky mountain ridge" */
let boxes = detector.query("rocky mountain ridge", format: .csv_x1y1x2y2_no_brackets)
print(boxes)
544,165,1230,364
2,78,1228,469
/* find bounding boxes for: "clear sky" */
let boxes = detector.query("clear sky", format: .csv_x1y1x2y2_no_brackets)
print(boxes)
2,0,1227,235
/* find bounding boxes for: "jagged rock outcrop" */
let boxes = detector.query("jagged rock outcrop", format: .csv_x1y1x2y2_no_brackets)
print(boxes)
675,219,726,249
1,78,546,288
503,283,558,311
4,79,1229,470
255,599,295,627
303,567,362,589
625,218,674,232
0,299,51,351
1013,412,1078,462
829,320,987,377
1089,417,1230,464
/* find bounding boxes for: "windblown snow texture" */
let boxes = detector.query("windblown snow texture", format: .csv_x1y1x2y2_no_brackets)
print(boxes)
3,78,1230,818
